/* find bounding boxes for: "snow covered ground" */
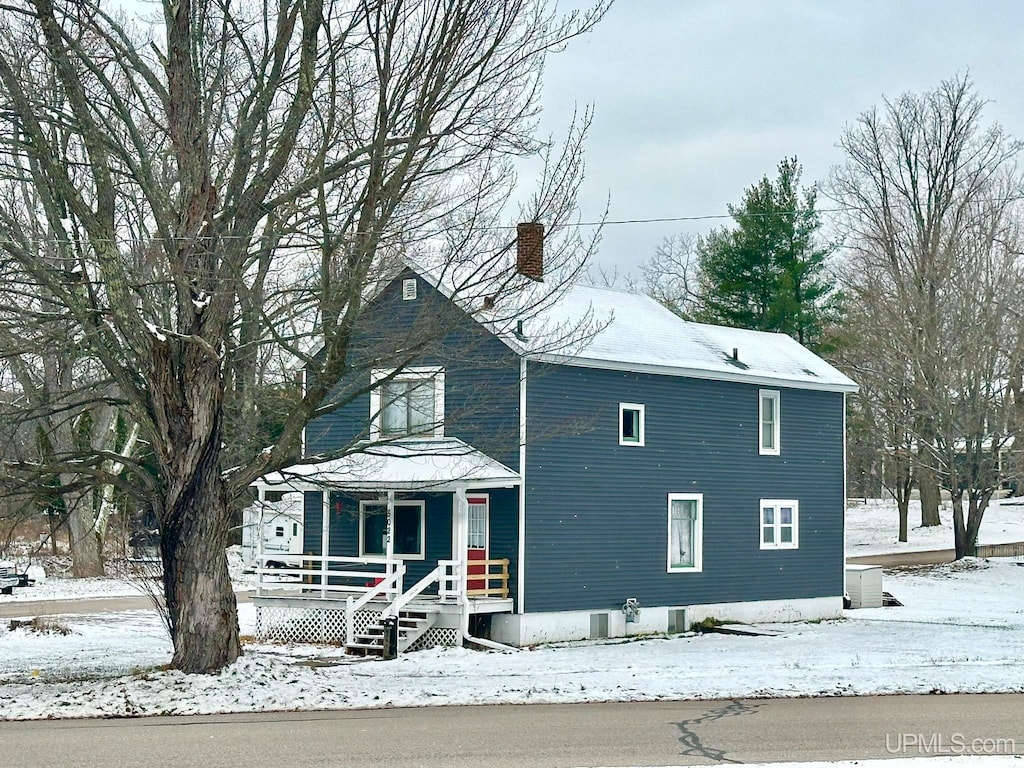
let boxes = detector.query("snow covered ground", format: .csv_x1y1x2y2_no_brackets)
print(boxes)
846,496,1024,555
619,762,1022,768
1,557,1022,720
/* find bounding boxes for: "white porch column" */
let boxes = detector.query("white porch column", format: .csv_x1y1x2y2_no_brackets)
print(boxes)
320,490,330,598
454,486,470,640
453,487,469,598
386,490,396,597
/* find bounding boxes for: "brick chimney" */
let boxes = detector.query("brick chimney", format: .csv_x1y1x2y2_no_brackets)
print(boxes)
516,222,544,282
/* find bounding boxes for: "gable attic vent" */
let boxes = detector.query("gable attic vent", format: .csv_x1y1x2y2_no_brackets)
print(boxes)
402,278,417,301
516,222,545,282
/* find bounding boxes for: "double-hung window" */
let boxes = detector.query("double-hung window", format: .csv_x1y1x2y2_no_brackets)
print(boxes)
667,493,703,572
370,367,445,439
759,390,780,455
760,499,798,549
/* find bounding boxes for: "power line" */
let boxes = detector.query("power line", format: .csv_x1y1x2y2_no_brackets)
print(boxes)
1,197,1023,248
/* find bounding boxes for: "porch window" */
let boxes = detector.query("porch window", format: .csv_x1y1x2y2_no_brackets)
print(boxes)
619,402,645,446
370,367,445,439
667,493,703,572
759,390,780,455
760,499,798,549
359,500,425,559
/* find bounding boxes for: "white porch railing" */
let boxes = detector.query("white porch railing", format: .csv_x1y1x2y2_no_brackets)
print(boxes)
439,559,462,602
255,555,511,646
254,554,404,601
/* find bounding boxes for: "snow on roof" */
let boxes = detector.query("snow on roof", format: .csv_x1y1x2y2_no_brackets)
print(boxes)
260,438,520,492
407,261,856,392
518,284,859,393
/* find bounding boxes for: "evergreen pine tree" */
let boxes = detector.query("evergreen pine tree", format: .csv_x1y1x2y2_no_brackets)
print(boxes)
695,158,840,350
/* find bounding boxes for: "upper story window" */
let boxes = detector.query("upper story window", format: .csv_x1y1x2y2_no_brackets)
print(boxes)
619,403,645,446
667,493,703,572
759,389,780,455
760,499,798,549
370,367,445,439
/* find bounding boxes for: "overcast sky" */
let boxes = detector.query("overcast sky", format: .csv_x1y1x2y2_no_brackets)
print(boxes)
537,0,1024,274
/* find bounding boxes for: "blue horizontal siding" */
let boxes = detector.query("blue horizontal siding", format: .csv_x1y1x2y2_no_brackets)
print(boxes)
303,270,521,469
523,362,845,613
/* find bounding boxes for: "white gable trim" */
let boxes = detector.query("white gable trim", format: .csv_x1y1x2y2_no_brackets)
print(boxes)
526,352,859,394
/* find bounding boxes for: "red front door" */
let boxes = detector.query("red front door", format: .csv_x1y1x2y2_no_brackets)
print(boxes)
466,496,488,593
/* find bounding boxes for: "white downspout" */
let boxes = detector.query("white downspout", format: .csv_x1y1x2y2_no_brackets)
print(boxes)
517,357,527,614
842,392,848,608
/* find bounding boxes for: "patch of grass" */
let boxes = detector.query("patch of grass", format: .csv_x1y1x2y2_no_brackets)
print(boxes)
8,616,72,636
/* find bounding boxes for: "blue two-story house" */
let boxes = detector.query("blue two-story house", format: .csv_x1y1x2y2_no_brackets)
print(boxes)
254,232,857,654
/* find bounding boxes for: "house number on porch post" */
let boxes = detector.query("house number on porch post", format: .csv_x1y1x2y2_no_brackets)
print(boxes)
385,490,396,572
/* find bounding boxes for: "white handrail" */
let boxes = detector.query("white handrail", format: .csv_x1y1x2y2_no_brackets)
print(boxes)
344,562,405,647
383,565,442,618
346,562,406,615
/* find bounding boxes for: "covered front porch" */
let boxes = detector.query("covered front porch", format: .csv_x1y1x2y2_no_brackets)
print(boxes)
253,438,520,654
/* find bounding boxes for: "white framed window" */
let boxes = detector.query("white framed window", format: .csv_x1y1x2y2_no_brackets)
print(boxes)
467,496,488,550
619,402,645,446
760,499,798,549
359,500,425,559
402,278,417,300
369,366,445,439
667,493,703,572
759,389,780,455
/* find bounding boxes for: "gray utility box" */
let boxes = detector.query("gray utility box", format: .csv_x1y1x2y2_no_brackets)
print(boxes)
845,564,883,609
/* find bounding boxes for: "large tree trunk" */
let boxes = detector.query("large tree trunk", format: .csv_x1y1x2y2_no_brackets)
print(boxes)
150,332,240,673
897,495,909,543
951,493,968,560
964,491,989,558
64,487,104,578
918,467,942,527
159,471,240,673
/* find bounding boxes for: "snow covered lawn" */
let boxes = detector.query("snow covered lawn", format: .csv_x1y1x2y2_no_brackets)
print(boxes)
0,558,1022,720
846,497,1024,555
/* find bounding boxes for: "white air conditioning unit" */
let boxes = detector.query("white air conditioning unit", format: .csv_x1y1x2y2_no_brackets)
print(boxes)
845,564,883,609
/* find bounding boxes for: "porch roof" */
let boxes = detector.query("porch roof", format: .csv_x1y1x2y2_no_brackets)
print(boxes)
259,437,520,493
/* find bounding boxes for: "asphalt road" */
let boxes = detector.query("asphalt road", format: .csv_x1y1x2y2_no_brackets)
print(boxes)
0,592,253,619
1,695,1022,767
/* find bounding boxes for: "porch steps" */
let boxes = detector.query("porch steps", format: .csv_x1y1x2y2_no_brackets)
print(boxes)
345,608,439,657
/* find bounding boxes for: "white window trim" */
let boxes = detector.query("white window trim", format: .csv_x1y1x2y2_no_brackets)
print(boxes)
667,492,703,573
759,499,799,550
618,402,645,446
369,366,445,440
358,499,426,560
466,493,489,552
759,389,781,456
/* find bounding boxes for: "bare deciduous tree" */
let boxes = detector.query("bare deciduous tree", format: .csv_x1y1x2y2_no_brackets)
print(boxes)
0,0,607,672
832,76,1024,556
